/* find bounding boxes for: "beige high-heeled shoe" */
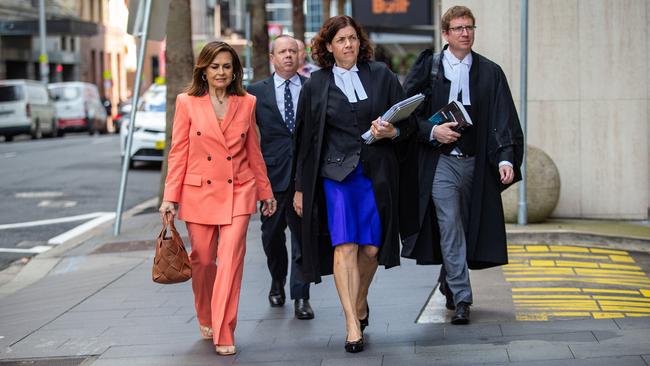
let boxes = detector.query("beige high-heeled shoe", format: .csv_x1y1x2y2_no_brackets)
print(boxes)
215,345,236,356
199,325,213,340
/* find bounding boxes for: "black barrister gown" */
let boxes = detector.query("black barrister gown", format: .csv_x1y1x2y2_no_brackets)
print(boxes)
400,47,524,269
293,61,416,284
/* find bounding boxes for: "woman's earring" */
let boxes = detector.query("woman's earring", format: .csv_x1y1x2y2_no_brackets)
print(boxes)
232,74,236,81
201,74,206,81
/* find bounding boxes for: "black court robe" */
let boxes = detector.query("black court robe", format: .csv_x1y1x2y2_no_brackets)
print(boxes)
400,47,524,269
293,61,416,284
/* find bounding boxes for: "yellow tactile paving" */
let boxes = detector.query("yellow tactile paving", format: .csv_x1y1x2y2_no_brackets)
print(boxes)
511,287,581,292
555,260,599,268
506,244,650,321
582,288,640,295
530,260,556,267
513,295,592,299
610,255,636,263
589,248,628,255
598,263,642,270
592,312,625,319
549,246,590,253
525,245,549,252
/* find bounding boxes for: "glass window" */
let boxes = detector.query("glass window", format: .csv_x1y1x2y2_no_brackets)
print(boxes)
0,85,24,102
50,86,81,101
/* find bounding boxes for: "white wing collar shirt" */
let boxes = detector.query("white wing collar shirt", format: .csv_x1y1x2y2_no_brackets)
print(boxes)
273,72,301,122
443,49,471,105
332,64,368,103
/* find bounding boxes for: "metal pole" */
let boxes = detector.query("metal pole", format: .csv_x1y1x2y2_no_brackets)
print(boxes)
517,0,528,225
114,0,153,235
244,11,251,86
38,0,49,83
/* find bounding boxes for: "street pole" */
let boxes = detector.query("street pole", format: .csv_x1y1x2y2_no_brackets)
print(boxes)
517,0,528,225
38,0,49,83
114,0,153,236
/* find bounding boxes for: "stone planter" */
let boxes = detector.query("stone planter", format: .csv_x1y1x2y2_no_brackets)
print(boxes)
502,145,560,223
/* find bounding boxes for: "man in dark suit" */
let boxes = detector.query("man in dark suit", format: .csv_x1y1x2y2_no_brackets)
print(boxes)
247,35,313,320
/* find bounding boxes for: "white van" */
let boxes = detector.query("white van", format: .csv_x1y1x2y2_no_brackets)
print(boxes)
48,82,108,134
0,79,57,141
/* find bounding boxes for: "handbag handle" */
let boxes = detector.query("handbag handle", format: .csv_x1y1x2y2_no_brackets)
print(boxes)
158,212,177,241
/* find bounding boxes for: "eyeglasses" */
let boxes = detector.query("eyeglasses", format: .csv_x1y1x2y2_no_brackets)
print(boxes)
448,25,476,34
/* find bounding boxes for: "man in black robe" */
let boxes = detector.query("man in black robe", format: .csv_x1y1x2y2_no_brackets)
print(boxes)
401,5,524,325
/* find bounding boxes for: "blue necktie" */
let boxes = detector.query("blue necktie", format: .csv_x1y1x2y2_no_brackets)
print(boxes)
284,79,295,133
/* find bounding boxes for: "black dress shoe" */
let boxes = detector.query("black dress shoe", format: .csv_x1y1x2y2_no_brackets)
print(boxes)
359,304,369,332
451,302,471,325
268,279,285,307
439,280,455,310
344,336,364,353
294,298,314,319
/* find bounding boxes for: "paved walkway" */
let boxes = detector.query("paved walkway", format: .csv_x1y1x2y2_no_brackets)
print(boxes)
1,211,650,365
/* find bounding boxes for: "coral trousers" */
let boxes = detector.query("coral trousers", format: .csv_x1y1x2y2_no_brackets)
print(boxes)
186,215,250,346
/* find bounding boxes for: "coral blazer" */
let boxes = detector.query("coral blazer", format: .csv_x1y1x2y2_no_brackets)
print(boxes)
163,92,273,225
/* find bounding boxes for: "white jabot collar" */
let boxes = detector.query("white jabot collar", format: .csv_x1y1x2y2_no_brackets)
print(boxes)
443,49,472,105
273,73,301,88
332,64,368,103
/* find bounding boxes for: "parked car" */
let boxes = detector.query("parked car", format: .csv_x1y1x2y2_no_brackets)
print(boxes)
120,85,166,168
0,79,58,141
48,82,108,135
112,99,132,134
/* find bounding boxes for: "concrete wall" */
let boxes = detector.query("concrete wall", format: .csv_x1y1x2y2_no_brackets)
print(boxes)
441,0,649,219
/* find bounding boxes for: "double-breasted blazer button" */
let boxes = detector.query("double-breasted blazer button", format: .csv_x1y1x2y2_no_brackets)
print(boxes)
241,133,245,138
207,179,212,184
207,156,212,161
197,131,201,136
356,151,360,156
227,179,233,184
227,156,232,161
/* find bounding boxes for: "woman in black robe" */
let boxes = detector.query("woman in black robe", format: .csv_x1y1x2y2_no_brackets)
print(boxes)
292,15,415,353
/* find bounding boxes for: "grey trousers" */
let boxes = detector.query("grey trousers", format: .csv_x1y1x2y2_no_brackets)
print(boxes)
431,154,474,305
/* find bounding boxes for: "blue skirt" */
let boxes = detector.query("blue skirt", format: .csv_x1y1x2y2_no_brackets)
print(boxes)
323,166,382,247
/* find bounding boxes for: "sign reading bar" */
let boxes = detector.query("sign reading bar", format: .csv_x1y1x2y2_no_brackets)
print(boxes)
352,0,432,27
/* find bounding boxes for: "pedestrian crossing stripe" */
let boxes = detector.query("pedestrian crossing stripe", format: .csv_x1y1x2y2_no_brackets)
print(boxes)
507,244,650,321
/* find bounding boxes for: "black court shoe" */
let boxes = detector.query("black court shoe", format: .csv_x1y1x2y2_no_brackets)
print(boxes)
359,305,370,332
344,336,364,353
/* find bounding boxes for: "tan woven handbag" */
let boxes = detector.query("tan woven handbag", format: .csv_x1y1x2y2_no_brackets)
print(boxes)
152,213,191,284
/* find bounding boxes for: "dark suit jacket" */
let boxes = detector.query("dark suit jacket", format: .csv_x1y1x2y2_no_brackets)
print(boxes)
247,74,306,192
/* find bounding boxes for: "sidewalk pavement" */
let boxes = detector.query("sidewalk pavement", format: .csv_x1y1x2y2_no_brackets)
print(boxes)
0,210,649,366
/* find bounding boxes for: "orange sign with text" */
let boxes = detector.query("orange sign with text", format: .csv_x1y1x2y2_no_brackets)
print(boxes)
372,0,410,14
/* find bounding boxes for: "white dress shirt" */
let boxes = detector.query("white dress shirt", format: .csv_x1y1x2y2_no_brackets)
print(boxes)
332,64,368,103
273,73,301,121
430,50,512,167
443,49,472,105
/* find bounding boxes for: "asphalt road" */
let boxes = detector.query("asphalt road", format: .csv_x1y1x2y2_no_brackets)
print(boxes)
0,133,161,270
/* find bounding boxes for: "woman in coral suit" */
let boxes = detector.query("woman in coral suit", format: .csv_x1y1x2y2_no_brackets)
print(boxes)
159,41,276,356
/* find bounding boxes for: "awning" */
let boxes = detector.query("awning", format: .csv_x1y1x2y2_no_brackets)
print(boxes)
0,18,98,36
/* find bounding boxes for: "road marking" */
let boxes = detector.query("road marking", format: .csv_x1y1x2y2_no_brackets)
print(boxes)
14,191,64,198
48,212,116,245
37,200,77,208
0,245,52,254
508,244,650,321
0,212,109,230
0,152,17,159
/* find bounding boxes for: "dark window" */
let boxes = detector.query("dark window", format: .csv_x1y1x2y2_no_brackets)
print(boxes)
151,56,159,82
0,85,24,102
